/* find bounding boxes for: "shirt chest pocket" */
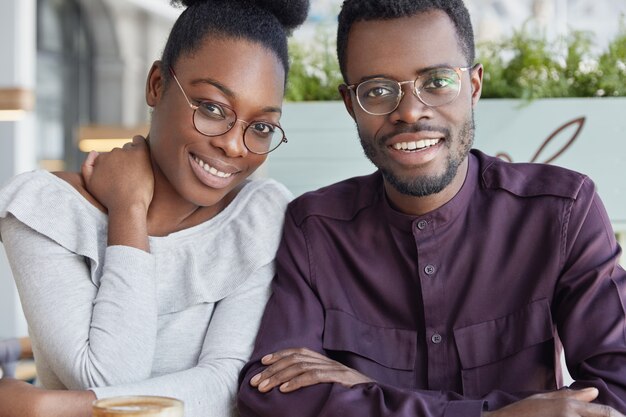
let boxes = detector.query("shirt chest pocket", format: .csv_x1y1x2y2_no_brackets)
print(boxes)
453,298,558,397
322,309,418,388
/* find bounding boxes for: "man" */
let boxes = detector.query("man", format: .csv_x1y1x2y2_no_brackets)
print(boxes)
237,1,626,416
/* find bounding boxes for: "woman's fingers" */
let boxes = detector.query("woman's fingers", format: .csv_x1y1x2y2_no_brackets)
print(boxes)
81,151,99,183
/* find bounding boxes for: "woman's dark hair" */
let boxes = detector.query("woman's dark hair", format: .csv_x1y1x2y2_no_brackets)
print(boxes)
337,0,475,82
162,0,309,83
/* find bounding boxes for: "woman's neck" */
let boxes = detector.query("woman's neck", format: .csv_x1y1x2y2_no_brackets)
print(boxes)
146,165,240,237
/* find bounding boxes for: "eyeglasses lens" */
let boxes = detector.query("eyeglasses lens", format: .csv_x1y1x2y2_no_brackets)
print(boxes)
193,101,284,154
356,68,462,114
244,122,285,154
417,68,462,106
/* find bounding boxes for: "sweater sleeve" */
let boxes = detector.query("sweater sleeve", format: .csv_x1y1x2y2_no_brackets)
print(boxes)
0,215,158,389
91,261,274,417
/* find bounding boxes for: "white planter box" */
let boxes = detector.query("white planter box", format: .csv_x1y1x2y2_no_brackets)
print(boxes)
262,98,626,231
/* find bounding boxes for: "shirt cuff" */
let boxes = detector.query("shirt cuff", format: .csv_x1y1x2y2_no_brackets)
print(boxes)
444,400,486,417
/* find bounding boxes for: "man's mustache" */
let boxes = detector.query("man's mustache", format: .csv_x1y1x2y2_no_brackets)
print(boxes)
378,123,450,145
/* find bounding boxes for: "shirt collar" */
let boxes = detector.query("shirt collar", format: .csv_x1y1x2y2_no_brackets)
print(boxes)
382,151,479,232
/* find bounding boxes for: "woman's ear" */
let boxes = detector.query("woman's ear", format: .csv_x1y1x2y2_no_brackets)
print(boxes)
146,61,165,107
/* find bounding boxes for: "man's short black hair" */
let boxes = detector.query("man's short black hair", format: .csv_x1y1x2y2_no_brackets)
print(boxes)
337,0,475,82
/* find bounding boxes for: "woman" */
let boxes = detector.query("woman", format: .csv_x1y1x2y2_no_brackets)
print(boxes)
0,0,308,416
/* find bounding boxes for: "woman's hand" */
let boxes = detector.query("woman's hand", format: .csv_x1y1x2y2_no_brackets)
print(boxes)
0,379,45,417
249,348,374,393
0,378,94,417
81,136,154,250
81,135,154,214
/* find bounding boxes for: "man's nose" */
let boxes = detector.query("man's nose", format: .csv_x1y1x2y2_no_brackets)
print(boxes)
388,86,434,124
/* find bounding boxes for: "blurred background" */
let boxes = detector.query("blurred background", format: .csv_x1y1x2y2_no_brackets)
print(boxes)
1,0,625,346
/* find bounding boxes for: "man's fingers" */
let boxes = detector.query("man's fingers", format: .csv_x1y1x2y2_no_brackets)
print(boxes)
251,354,329,387
580,402,624,417
278,369,345,393
261,348,325,365
255,362,333,393
537,387,599,402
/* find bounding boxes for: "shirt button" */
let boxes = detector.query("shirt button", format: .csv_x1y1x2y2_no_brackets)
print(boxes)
424,264,436,275
431,333,443,344
417,220,428,230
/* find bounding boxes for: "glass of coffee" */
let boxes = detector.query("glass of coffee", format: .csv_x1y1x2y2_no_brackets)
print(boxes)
92,396,184,417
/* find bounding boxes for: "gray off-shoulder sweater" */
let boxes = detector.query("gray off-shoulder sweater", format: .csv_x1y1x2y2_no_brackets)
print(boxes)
0,170,291,417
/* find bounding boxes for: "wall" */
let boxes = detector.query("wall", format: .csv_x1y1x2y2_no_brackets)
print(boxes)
265,99,626,259
0,0,37,339
0,0,178,339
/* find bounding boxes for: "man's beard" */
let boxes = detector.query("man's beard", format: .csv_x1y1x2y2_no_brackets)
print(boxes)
359,112,475,197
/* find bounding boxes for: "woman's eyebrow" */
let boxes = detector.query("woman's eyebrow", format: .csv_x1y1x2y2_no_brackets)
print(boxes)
188,78,282,115
190,77,235,97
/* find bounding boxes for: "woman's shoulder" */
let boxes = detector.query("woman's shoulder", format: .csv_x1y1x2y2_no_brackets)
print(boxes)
230,177,293,219
0,170,104,215
52,171,106,212
0,170,107,249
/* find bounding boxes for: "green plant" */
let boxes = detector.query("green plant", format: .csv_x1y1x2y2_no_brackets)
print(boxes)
595,20,626,97
285,18,626,101
286,26,343,101
478,19,626,99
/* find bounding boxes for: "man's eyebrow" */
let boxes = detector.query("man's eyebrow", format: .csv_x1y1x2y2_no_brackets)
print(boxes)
355,64,461,83
189,78,282,115
355,74,390,83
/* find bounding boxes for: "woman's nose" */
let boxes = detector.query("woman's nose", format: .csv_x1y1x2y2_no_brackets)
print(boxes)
211,120,248,157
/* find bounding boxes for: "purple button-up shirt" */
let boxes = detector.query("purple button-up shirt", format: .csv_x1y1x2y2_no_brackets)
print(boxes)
238,150,626,417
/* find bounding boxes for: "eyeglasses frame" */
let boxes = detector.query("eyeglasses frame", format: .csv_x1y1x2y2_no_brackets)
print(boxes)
344,65,474,116
168,66,287,155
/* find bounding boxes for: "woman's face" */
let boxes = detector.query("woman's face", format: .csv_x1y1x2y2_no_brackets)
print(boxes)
146,36,285,208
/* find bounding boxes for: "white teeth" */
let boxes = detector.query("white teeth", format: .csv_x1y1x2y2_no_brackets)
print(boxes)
193,155,233,178
392,139,440,151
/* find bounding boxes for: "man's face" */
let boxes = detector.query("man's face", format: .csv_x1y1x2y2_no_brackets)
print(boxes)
341,10,482,198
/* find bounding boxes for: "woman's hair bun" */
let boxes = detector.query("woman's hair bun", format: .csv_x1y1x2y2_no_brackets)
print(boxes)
252,0,310,30
170,0,206,8
171,0,310,30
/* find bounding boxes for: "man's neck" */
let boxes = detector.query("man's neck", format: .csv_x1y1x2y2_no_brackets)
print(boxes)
383,157,469,217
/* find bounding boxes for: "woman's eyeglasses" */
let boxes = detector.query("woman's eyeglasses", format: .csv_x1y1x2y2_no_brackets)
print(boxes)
169,67,287,155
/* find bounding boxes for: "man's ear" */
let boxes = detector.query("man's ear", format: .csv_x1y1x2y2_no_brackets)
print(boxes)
146,61,165,107
470,63,483,107
339,84,356,121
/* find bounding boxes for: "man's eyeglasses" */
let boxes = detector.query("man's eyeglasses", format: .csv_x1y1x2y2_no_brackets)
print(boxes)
345,66,472,116
169,67,287,155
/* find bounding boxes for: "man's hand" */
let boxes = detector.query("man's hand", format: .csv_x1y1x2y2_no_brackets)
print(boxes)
484,388,625,417
250,347,374,393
